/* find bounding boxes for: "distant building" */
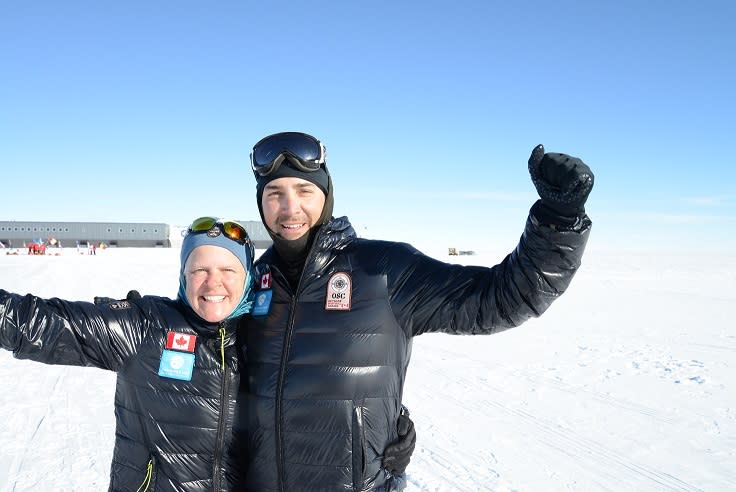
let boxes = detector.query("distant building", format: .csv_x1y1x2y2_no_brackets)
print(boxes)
0,220,273,249
0,221,170,248
237,220,272,249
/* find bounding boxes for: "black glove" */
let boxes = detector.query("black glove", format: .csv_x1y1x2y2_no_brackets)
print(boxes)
382,406,416,476
94,290,141,305
126,290,141,300
528,144,594,224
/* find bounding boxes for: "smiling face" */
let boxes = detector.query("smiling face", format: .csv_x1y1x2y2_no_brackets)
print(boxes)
261,176,327,241
184,245,246,322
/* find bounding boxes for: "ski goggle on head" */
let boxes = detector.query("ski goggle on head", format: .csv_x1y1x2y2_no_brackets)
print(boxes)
250,131,327,177
187,217,250,245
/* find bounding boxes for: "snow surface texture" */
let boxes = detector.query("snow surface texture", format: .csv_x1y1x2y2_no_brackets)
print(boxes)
0,246,734,491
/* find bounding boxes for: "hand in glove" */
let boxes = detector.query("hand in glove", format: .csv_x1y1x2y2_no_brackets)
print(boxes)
528,144,594,225
382,407,416,476
94,290,142,305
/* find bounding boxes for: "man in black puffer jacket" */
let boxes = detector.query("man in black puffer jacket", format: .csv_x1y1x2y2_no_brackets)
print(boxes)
1,218,256,491
238,132,594,491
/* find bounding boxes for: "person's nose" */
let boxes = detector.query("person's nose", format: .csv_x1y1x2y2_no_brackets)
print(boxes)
203,272,223,288
280,191,301,214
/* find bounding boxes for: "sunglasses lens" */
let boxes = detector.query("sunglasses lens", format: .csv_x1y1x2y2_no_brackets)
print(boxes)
252,132,322,168
189,216,217,232
188,217,249,245
222,222,247,242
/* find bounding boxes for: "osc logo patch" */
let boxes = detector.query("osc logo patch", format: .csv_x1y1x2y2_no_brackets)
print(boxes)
325,272,352,311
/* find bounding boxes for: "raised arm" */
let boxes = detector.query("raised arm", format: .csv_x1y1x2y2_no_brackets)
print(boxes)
392,144,594,336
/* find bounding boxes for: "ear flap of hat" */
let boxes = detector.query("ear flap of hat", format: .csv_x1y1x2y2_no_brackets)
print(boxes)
317,173,334,225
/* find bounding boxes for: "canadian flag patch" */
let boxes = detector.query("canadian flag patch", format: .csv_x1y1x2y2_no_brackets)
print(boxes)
166,332,197,353
260,272,272,289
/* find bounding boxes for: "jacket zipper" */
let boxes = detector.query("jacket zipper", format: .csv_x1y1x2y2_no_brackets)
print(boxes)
274,228,326,492
212,325,230,492
275,294,297,492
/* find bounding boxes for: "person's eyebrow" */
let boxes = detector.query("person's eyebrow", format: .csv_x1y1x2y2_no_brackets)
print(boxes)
264,182,316,191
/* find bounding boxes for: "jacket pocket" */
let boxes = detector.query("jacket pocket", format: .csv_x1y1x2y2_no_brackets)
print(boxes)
351,402,366,491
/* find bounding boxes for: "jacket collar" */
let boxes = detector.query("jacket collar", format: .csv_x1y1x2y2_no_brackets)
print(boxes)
258,216,356,280
175,298,238,339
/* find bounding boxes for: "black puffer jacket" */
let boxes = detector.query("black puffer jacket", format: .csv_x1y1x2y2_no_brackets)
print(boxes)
239,210,591,491
0,293,243,491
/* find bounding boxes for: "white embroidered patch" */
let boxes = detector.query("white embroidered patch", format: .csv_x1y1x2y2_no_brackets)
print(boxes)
325,272,352,311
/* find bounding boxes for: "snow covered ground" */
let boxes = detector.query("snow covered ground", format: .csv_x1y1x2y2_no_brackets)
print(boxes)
0,245,734,491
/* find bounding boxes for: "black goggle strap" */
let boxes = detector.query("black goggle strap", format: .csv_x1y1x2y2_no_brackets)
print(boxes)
253,153,326,177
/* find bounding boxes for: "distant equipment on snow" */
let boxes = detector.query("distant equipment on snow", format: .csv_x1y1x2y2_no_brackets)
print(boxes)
448,247,475,256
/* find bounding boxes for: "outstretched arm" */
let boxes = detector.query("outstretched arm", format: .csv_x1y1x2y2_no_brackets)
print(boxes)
1,289,141,370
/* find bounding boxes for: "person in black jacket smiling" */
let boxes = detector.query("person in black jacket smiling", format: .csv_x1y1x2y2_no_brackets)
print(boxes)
1,217,256,491
239,132,594,491
1,214,417,491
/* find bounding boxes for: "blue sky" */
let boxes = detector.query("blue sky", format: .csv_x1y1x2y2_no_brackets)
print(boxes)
2,1,735,252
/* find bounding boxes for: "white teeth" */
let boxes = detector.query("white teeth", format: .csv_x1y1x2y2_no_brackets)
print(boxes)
203,296,225,303
283,224,303,229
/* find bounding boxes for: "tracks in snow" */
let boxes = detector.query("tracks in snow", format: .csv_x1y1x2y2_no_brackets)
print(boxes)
404,343,706,491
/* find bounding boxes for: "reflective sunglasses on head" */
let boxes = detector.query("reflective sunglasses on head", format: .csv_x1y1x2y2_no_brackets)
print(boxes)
250,131,327,177
187,217,250,244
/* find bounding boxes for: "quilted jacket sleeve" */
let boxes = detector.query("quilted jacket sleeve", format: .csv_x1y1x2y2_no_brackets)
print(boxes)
390,208,592,337
0,290,145,371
